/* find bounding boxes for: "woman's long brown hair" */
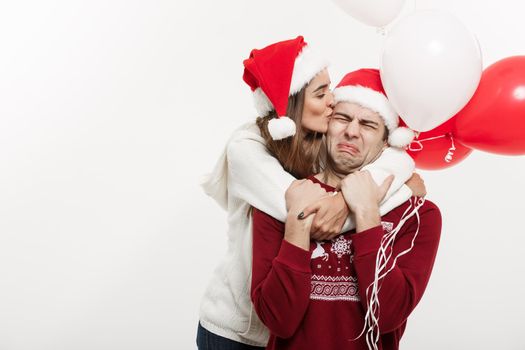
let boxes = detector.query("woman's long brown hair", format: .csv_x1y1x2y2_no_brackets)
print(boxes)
256,87,326,179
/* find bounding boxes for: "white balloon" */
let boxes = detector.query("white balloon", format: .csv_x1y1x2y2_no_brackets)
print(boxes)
380,10,482,132
332,0,406,27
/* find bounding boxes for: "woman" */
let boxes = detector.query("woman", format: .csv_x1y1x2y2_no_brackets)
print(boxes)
197,36,420,350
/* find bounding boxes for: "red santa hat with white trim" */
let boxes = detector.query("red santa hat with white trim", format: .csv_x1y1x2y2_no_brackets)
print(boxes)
333,68,415,148
243,36,329,140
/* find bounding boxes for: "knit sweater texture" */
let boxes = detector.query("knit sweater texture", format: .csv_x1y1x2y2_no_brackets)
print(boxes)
251,177,441,350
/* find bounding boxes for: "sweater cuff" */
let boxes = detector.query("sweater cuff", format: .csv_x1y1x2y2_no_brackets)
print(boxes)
274,240,312,273
351,225,384,258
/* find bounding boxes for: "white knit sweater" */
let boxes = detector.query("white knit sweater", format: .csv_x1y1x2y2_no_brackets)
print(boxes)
198,122,414,346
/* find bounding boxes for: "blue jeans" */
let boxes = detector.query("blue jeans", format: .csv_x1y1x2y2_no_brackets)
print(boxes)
196,322,266,350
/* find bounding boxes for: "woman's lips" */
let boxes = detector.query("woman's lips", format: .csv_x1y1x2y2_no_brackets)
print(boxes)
337,143,359,155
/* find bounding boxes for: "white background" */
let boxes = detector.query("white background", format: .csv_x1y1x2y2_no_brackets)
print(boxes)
0,0,524,349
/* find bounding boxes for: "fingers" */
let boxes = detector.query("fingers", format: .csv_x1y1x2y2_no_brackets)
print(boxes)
379,174,394,198
286,179,326,211
311,216,326,233
311,228,340,241
310,211,343,240
299,191,330,220
405,172,426,197
301,202,321,219
381,174,395,190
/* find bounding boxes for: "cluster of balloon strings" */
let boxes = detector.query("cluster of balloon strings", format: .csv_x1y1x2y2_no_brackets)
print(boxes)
354,132,456,349
350,196,425,349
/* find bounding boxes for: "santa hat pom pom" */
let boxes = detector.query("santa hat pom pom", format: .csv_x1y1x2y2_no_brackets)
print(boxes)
388,127,415,148
268,116,296,140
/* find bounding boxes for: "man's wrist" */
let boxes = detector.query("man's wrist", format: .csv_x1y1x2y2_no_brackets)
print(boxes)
354,205,381,233
352,204,380,216
336,192,351,217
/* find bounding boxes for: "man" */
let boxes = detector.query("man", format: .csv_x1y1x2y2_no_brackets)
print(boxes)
250,69,441,350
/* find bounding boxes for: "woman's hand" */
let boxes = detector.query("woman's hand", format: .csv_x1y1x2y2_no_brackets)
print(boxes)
285,179,327,217
406,172,426,197
300,192,349,241
285,179,328,249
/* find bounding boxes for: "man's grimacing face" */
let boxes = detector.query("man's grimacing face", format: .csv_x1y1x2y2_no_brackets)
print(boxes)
326,102,388,173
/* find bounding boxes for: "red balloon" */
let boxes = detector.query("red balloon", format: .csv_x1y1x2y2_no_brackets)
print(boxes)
453,56,525,155
402,118,473,170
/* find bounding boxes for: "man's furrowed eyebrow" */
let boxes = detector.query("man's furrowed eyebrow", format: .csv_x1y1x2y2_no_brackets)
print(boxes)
334,112,351,119
334,112,380,126
360,118,379,126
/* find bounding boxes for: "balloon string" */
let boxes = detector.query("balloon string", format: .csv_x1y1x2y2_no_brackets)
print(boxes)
407,134,447,151
445,134,456,163
408,133,456,163
350,197,425,350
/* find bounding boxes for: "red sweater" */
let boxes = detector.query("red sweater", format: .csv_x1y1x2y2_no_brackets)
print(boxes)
251,177,441,350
